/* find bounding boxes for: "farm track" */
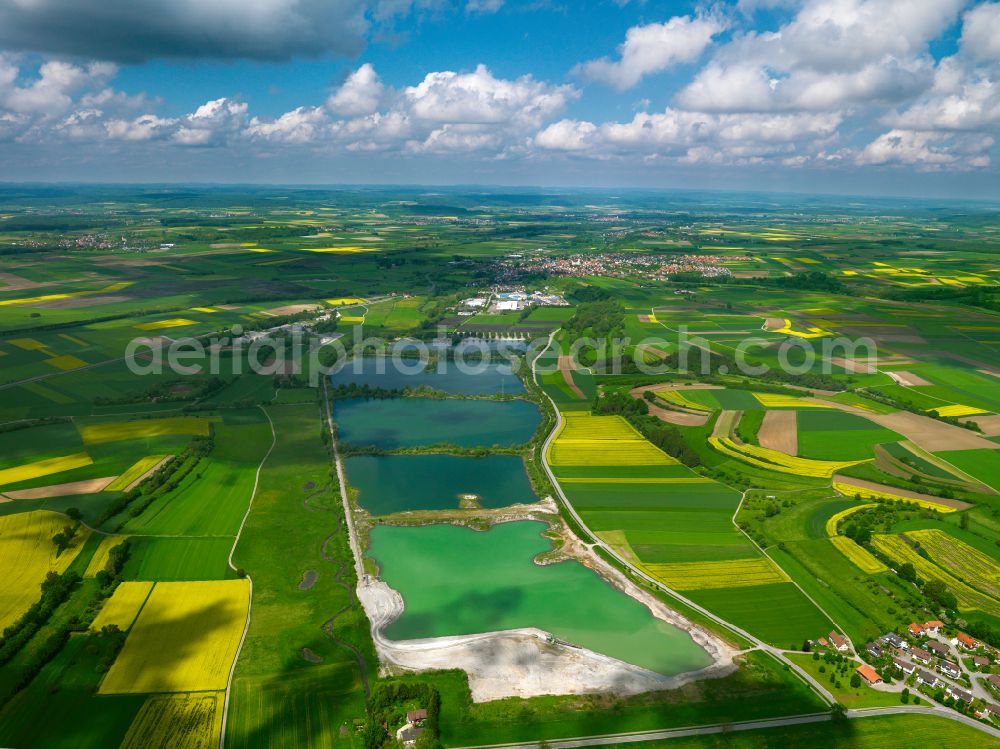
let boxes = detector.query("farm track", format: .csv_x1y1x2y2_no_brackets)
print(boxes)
219,406,276,749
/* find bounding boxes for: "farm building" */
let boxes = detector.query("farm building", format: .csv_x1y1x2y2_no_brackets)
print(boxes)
828,631,849,652
856,665,882,685
396,723,424,746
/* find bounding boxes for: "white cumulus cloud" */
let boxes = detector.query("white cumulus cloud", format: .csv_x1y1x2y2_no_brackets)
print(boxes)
327,64,385,117
576,14,726,90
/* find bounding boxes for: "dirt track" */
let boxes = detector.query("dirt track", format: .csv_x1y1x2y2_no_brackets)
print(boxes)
886,370,932,386
558,355,586,400
758,410,797,455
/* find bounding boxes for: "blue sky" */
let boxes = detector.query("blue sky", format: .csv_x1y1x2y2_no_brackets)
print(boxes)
0,0,998,198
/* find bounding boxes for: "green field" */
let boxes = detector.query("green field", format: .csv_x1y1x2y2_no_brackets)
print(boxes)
936,449,1000,491
121,421,271,535
226,404,372,747
121,537,236,581
796,410,901,461
685,583,834,648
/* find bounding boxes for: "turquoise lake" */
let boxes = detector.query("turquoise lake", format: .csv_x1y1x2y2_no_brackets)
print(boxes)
331,355,524,395
345,454,537,513
334,397,540,448
369,521,712,676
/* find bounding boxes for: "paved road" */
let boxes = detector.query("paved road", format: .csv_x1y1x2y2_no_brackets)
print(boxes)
451,713,833,749
451,704,1000,749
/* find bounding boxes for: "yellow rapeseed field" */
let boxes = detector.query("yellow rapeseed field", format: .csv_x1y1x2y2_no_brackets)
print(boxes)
0,452,93,487
558,414,643,441
0,511,90,631
45,354,87,371
871,534,999,615
558,476,712,484
548,413,679,466
90,581,154,631
824,503,877,537
831,481,956,513
907,529,1000,599
549,440,676,466
709,436,865,477
326,297,367,306
105,455,171,492
9,338,48,350
655,390,712,411
79,417,212,445
931,404,988,418
769,319,832,339
84,534,129,577
134,318,199,331
120,692,224,749
753,393,832,409
643,558,788,590
100,580,250,694
829,536,887,574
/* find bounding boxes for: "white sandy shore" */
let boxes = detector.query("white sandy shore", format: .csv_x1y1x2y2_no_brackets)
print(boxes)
356,504,738,702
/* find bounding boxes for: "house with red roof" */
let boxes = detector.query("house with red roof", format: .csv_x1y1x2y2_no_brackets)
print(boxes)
856,664,882,685
955,632,978,650
829,631,849,652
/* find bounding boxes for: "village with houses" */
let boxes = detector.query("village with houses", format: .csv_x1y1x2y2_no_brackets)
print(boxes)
808,620,1000,725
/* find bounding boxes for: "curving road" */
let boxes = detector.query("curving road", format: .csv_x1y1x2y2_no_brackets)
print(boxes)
529,332,1000,743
